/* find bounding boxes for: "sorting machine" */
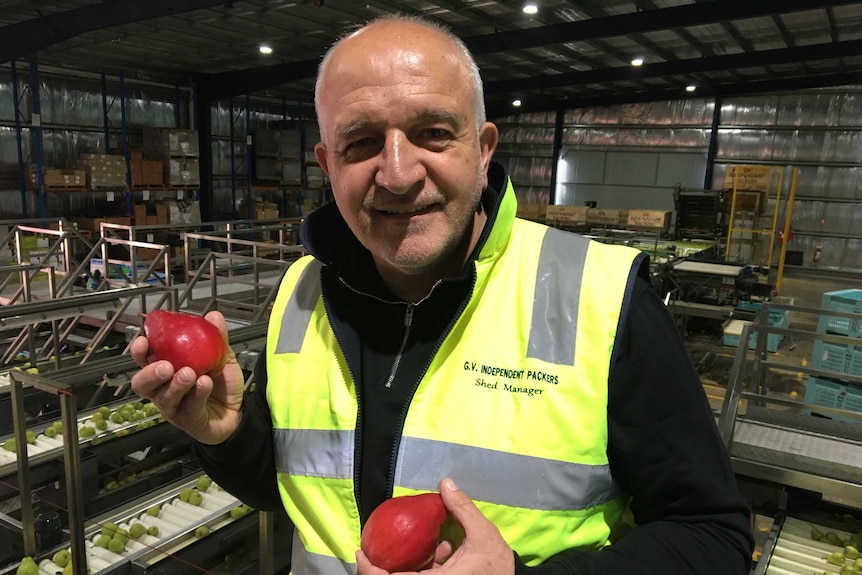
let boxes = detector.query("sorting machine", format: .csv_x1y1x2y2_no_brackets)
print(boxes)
716,312,862,573
0,318,293,575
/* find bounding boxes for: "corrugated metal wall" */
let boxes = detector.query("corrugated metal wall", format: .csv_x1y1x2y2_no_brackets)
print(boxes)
495,90,862,272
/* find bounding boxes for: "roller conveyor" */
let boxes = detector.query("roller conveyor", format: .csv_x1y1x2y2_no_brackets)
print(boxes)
716,403,862,523
761,516,862,574
30,474,252,575
0,399,165,479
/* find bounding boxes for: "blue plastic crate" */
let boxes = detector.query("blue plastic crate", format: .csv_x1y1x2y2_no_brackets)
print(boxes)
818,289,862,337
811,340,852,374
723,314,786,352
805,376,862,423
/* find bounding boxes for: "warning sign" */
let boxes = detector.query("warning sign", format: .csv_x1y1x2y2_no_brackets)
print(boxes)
724,165,772,192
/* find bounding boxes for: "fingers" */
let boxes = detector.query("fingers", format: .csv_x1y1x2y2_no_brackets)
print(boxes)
130,362,197,420
356,549,389,575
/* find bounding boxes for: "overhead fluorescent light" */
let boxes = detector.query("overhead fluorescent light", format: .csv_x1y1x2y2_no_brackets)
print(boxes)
523,3,538,14
631,57,644,66
512,99,522,107
259,44,273,55
685,84,697,92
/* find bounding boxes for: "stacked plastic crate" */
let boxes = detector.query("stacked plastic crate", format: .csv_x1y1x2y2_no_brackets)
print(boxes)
805,289,862,422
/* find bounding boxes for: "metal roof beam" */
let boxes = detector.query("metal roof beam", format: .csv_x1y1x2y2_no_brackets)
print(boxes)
486,71,862,119
0,0,227,64
465,0,858,55
193,0,860,100
484,38,862,94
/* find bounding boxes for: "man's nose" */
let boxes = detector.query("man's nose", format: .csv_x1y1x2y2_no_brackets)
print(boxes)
374,132,425,195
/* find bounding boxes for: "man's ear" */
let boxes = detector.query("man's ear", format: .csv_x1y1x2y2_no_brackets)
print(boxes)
479,122,499,187
314,142,330,176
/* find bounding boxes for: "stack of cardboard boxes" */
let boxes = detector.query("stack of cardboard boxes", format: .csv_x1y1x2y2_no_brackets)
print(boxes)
515,203,673,235
143,128,200,187
129,150,164,187
74,153,127,188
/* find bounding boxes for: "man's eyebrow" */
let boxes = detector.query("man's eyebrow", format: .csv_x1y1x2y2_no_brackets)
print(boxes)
416,109,462,129
335,109,463,141
336,120,372,141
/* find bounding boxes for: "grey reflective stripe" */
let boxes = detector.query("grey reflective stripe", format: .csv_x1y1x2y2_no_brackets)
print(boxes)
273,428,354,479
292,529,356,575
394,436,619,511
275,259,323,354
528,228,589,365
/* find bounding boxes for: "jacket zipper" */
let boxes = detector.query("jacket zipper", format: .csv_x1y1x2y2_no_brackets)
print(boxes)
384,269,478,497
384,304,414,388
328,274,414,520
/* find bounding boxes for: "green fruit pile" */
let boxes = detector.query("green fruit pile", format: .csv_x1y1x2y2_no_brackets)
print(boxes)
812,524,862,574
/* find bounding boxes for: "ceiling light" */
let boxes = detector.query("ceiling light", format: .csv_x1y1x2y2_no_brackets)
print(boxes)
259,44,273,55
631,57,644,66
512,99,522,107
523,3,538,14
685,84,697,92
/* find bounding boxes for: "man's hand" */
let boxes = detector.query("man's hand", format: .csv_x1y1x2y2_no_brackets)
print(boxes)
356,478,515,575
130,310,244,445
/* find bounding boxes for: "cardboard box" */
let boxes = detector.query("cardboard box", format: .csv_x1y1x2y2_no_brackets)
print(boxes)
142,160,164,186
136,247,164,262
723,190,765,215
164,158,200,186
155,203,169,225
28,168,87,189
72,216,132,234
282,163,302,184
76,153,127,188
133,204,148,223
167,200,201,224
587,208,629,227
626,210,672,233
144,128,200,158
516,204,546,222
546,205,588,226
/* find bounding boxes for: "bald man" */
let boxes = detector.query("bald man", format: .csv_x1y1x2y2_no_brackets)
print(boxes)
132,15,753,575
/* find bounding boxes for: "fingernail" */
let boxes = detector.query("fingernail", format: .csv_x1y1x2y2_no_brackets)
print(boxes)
443,478,458,492
155,363,170,379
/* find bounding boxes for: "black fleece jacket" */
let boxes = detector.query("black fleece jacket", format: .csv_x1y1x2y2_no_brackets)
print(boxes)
195,162,754,574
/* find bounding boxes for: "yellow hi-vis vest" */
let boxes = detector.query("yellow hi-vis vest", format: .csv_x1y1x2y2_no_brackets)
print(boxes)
266,180,646,575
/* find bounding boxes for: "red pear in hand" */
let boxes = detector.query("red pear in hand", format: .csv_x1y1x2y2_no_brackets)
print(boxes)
361,492,449,572
143,310,229,376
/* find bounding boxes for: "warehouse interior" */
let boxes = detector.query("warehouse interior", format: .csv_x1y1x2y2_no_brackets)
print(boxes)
2,1,862,573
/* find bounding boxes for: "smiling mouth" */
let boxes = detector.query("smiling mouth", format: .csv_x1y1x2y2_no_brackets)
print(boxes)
378,205,433,215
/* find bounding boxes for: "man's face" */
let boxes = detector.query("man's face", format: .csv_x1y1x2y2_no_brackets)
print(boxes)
314,23,498,277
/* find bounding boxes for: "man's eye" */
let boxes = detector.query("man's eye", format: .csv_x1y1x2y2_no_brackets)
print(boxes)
345,137,376,150
423,128,451,140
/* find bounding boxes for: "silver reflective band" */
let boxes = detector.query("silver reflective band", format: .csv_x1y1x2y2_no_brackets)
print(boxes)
528,228,589,366
273,428,354,479
275,259,323,354
292,530,357,575
394,436,619,510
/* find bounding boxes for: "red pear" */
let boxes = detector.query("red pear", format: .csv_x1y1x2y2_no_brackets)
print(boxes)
143,310,229,376
361,492,448,572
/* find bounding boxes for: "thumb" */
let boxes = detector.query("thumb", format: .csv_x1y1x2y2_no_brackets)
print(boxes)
439,478,484,528
204,310,229,337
